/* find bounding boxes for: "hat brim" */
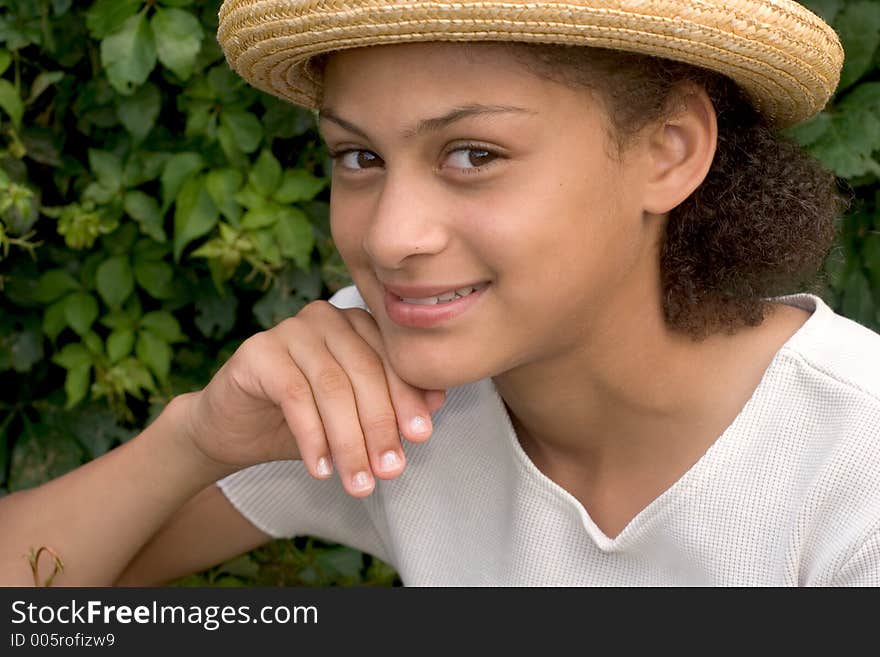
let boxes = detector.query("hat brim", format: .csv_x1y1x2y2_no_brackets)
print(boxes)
218,0,843,128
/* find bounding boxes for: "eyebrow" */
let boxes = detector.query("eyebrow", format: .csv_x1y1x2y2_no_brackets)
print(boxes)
317,104,536,141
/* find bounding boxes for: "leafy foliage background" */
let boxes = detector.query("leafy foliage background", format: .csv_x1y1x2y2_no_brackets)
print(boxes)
0,0,877,586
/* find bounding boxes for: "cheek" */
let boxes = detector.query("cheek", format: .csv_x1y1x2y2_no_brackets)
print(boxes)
329,198,369,267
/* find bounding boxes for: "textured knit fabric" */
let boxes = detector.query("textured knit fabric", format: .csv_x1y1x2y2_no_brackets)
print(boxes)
216,285,880,586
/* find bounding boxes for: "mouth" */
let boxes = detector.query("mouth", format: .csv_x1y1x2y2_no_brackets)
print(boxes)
396,282,490,306
382,281,491,329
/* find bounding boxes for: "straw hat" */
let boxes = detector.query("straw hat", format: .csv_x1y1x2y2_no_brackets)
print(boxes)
217,0,843,128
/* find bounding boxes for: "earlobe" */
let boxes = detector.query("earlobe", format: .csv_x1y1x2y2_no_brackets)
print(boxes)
642,85,718,215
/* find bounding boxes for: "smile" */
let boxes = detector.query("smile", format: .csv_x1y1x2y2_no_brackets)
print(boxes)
383,282,490,329
399,283,490,305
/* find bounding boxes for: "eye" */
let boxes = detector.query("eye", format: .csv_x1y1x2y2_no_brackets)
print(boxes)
326,144,501,175
327,149,382,171
441,145,500,174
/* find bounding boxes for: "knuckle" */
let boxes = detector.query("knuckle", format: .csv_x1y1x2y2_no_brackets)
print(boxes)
299,299,335,320
275,315,303,335
314,366,350,396
361,412,399,440
282,376,313,404
347,350,386,379
330,439,368,463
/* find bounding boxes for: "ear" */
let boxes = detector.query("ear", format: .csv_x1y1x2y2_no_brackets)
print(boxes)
641,83,717,215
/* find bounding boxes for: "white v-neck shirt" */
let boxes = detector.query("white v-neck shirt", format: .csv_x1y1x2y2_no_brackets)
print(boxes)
216,286,880,585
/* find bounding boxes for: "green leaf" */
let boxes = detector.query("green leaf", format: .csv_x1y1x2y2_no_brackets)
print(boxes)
807,83,880,178
123,150,170,188
783,112,831,148
100,12,157,96
124,190,166,242
42,299,68,341
140,310,184,342
107,328,135,363
152,8,203,81
133,259,174,299
160,151,204,211
88,149,123,190
217,554,260,579
0,49,11,76
195,287,238,338
836,1,880,91
85,0,143,39
173,175,219,261
68,403,135,459
34,269,80,304
842,268,875,326
116,357,158,396
241,205,279,230
51,342,92,370
27,71,64,105
9,415,84,491
0,319,43,373
253,280,308,329
136,329,171,382
64,292,99,336
275,207,315,269
220,108,262,153
0,79,23,129
205,168,244,224
249,149,282,197
83,330,104,357
96,256,135,307
117,82,160,142
102,222,139,256
274,169,328,203
314,546,364,579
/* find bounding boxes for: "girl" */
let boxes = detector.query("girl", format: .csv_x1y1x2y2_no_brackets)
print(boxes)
3,0,879,585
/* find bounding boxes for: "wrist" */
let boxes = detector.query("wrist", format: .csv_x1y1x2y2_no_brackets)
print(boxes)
163,392,239,484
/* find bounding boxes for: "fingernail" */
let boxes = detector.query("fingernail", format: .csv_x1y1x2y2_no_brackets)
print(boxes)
352,471,374,493
409,415,431,437
380,450,400,471
316,457,333,477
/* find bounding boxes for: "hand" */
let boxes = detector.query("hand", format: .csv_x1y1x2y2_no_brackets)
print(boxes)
182,300,446,497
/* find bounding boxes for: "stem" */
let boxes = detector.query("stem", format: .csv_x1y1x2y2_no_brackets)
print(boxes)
27,546,65,587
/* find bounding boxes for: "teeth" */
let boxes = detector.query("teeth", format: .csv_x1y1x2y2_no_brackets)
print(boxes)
400,283,487,305
401,296,440,305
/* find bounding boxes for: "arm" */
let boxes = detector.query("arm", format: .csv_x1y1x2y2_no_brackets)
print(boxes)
1,300,441,587
114,481,271,586
0,393,238,586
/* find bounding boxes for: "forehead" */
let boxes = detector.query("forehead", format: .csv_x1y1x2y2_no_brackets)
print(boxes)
319,41,572,109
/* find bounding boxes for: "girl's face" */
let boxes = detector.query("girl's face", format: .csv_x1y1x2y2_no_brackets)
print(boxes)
319,42,661,390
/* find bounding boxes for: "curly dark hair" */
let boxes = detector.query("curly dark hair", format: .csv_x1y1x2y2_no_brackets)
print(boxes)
500,42,849,340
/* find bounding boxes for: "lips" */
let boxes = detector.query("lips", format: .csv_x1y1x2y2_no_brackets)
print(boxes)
382,281,490,328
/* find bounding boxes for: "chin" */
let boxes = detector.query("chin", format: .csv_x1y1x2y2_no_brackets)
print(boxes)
388,350,490,391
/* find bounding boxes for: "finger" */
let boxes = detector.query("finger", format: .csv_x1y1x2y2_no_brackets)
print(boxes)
289,304,376,497
244,331,334,479
344,309,444,444
323,322,406,481
275,366,335,481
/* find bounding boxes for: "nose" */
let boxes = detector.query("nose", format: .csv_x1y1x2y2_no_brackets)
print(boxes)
362,169,450,270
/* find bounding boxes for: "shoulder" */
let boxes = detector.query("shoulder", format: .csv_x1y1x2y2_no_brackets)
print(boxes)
773,292,880,404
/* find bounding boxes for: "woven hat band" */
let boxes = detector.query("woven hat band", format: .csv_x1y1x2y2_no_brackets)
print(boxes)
218,0,844,128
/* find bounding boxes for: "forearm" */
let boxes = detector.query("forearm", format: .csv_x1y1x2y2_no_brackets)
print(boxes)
0,393,236,586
